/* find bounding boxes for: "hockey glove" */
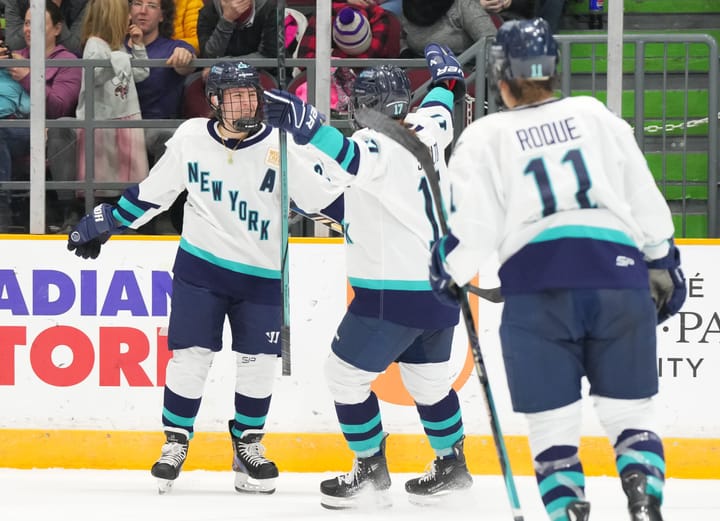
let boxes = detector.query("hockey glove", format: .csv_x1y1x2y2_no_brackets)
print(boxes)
263,89,325,145
67,203,119,259
646,240,687,323
424,43,465,99
429,234,461,307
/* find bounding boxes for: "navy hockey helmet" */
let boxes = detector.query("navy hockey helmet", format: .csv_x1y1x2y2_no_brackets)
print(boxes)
350,65,411,126
205,61,264,132
488,17,558,85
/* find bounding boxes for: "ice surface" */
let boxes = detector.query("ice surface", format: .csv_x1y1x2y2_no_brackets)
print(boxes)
0,469,717,521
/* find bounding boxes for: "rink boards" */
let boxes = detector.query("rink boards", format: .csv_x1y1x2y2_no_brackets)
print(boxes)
0,236,718,478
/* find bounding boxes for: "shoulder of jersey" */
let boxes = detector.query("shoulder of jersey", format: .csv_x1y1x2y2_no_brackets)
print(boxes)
353,126,384,144
463,111,501,135
564,95,608,114
404,112,422,125
175,117,213,136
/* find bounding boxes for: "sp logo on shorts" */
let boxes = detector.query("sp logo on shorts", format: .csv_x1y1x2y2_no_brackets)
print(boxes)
616,256,636,267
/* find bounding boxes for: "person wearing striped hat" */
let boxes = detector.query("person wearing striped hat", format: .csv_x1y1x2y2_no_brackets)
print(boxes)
332,6,372,55
297,2,401,59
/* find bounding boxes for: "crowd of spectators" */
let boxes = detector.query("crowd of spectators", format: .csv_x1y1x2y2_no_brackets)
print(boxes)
4,0,87,56
0,1,81,232
0,0,565,234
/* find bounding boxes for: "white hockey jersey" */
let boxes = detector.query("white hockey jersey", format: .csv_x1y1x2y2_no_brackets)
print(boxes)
310,87,460,328
112,118,340,304
444,95,675,294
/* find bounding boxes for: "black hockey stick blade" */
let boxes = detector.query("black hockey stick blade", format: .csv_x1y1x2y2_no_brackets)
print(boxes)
465,284,503,303
289,202,344,234
354,108,503,304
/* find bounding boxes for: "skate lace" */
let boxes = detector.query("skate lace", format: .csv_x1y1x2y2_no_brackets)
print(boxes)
418,461,438,484
239,441,271,468
158,441,187,466
338,459,360,486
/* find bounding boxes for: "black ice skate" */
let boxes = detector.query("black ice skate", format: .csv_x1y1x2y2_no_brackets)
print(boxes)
229,421,279,494
320,434,392,510
566,500,591,521
150,428,189,494
621,470,664,521
405,436,473,505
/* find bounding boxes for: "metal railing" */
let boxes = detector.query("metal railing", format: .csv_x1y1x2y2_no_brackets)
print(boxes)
0,32,718,236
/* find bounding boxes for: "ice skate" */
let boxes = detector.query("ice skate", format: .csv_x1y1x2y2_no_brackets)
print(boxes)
567,500,591,521
320,434,392,510
229,421,278,494
621,470,664,521
150,428,189,494
405,436,473,506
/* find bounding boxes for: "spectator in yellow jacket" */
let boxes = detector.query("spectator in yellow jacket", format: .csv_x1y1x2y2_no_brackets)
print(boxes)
173,0,203,53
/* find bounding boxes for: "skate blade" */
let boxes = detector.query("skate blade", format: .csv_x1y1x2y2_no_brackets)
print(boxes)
156,478,175,495
321,489,392,510
407,491,448,507
407,487,473,507
234,473,276,494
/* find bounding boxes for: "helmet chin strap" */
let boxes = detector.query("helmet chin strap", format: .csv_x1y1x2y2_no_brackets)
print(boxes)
219,118,247,137
219,100,263,136
219,117,260,138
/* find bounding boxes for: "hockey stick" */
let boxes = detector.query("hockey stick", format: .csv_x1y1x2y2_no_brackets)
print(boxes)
276,0,291,375
465,284,503,304
354,108,524,521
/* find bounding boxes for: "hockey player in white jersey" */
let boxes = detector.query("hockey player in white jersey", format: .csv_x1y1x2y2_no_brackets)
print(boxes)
66,61,340,494
263,45,475,508
429,18,687,521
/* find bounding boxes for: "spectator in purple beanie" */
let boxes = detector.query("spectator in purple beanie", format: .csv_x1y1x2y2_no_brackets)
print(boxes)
298,3,400,60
